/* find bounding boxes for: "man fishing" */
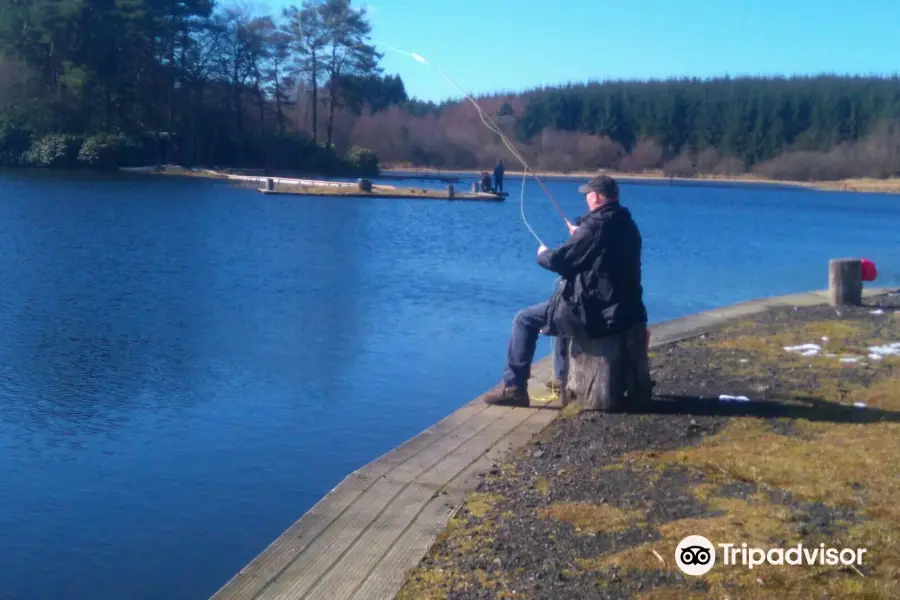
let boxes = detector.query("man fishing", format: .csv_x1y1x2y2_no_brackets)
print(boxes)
483,175,648,406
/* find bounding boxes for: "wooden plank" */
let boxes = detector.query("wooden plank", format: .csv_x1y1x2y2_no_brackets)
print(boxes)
303,483,437,600
347,410,559,600
209,473,372,600
442,408,558,495
353,401,488,481
347,488,469,600
384,405,510,484
254,477,408,600
414,406,534,489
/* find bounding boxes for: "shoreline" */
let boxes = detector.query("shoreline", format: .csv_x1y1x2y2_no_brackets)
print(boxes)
382,165,900,195
208,285,894,600
9,163,900,195
111,164,900,195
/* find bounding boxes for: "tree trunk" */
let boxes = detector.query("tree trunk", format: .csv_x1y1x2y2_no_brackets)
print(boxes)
325,45,338,148
193,84,205,166
326,75,337,148
310,54,318,143
257,83,266,172
258,83,266,137
566,323,653,412
274,65,285,136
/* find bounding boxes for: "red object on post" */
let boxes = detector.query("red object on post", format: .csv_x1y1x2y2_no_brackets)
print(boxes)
861,258,878,282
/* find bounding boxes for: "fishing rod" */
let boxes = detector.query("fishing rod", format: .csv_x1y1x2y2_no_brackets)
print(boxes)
386,47,573,245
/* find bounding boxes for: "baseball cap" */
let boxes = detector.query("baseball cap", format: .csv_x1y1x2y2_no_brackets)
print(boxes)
578,175,619,200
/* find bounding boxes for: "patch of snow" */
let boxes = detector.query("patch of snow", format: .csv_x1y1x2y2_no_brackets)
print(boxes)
739,359,749,363
871,309,884,315
840,357,862,364
869,354,884,361
821,336,829,342
784,343,821,356
826,353,837,358
719,394,751,402
854,402,867,408
868,342,900,357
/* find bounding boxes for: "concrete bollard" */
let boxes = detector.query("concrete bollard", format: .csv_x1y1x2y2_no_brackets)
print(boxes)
829,258,863,306
471,182,479,193
448,184,455,199
266,178,274,192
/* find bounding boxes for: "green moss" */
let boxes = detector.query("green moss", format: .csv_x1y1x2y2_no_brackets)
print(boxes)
463,493,503,518
534,477,551,496
537,501,644,534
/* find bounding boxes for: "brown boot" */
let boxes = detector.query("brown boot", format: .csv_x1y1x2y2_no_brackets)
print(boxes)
483,384,530,407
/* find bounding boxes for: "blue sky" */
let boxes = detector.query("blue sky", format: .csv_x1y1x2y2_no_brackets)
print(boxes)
265,0,900,103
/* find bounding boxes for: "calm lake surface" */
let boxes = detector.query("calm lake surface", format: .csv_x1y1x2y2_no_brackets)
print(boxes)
1,169,898,600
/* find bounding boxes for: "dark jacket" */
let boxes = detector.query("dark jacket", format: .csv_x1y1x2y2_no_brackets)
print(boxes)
493,163,504,180
537,202,647,338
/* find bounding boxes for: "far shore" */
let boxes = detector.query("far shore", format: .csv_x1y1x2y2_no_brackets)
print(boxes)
118,163,900,195
382,165,900,195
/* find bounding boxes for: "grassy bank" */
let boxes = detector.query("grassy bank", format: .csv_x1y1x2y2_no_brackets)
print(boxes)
397,293,900,599
384,165,900,195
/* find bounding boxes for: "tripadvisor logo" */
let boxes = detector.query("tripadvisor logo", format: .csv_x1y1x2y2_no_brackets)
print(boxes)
675,535,868,576
676,535,716,576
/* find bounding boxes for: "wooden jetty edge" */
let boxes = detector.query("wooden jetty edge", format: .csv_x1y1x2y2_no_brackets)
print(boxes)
209,284,893,600
253,176,507,201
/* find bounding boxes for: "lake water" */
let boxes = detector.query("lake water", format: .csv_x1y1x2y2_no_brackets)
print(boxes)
0,169,898,600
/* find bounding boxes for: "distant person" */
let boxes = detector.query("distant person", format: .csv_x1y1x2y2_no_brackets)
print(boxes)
483,175,647,406
493,160,505,193
480,171,493,192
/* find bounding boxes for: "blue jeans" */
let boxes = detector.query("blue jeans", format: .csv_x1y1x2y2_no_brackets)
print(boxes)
502,300,569,389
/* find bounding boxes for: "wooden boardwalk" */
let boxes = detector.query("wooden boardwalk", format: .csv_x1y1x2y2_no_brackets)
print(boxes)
210,287,891,600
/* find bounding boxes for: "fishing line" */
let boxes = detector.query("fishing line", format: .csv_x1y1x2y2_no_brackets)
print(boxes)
385,46,572,246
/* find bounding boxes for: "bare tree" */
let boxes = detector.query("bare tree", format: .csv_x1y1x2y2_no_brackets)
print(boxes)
618,137,664,171
662,150,697,177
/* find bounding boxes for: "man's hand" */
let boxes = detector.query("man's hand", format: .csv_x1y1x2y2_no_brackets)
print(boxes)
566,220,578,235
537,244,549,256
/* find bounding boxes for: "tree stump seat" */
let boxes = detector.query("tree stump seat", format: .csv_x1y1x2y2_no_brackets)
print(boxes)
561,323,653,412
